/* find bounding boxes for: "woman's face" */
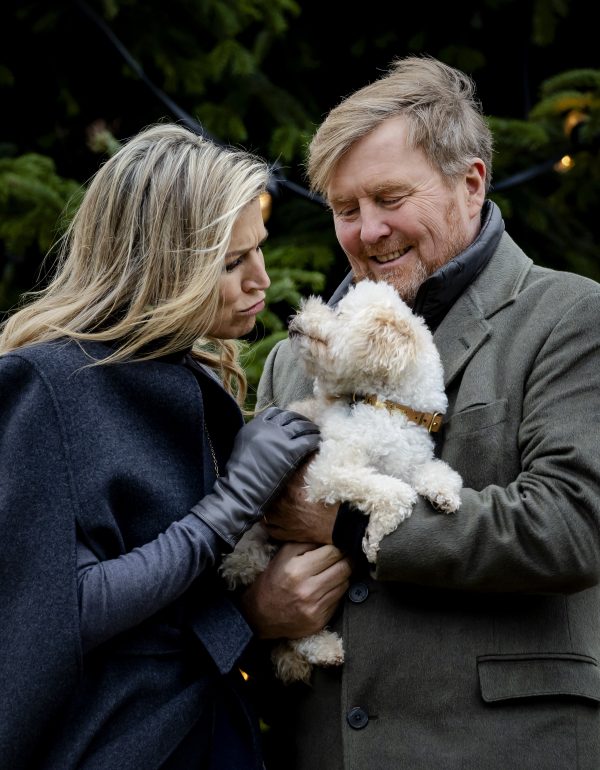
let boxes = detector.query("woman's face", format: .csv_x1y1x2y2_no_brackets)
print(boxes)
207,198,271,339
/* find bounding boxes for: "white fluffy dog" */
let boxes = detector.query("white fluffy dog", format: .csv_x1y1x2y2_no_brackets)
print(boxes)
219,279,462,684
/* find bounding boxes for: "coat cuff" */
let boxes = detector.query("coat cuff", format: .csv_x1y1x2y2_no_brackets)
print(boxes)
332,502,369,565
189,594,253,674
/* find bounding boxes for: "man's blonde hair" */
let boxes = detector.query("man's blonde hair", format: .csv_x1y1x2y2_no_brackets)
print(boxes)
0,123,270,403
307,55,493,198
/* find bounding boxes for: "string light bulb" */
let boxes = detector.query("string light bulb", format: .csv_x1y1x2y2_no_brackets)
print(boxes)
260,191,272,223
563,109,588,138
550,110,588,175
554,154,575,173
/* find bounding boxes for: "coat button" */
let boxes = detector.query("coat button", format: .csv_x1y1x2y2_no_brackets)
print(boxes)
347,707,369,729
348,582,369,603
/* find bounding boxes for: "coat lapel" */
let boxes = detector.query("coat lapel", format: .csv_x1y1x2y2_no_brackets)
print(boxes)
434,301,491,389
434,231,533,389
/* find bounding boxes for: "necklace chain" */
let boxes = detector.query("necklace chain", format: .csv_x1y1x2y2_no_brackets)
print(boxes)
205,427,220,477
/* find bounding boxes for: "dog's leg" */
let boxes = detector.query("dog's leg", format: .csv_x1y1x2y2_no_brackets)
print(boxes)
287,397,322,423
306,457,417,518
218,524,278,589
305,450,418,563
292,629,344,666
361,480,418,562
413,459,463,513
271,641,313,685
271,630,345,685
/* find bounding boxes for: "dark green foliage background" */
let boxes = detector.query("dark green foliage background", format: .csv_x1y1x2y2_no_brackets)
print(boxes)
2,0,598,402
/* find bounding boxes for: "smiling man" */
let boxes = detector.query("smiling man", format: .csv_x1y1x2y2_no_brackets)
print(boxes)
328,114,482,305
244,55,600,770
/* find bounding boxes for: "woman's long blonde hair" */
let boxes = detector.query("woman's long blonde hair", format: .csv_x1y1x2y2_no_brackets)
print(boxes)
0,123,270,404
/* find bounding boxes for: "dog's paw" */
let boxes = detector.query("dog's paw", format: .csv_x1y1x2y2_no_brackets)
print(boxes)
271,642,313,685
218,525,278,589
271,630,345,685
362,503,415,563
292,629,345,667
414,461,462,514
362,533,382,564
430,490,461,513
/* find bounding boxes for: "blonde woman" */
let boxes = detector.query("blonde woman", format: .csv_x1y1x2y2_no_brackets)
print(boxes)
0,123,351,770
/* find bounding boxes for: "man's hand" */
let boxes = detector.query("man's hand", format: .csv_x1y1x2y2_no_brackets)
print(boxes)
239,542,351,640
264,460,339,544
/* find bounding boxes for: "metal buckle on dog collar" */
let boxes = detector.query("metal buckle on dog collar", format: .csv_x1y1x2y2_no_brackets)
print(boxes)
351,393,443,433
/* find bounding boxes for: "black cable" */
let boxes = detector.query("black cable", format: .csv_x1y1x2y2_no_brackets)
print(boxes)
75,0,218,141
268,162,325,205
75,0,576,203
74,0,321,203
490,155,563,192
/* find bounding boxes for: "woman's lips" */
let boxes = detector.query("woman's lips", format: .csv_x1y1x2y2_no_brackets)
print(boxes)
240,299,265,315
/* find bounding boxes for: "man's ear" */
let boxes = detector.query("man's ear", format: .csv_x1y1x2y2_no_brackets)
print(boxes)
465,159,486,215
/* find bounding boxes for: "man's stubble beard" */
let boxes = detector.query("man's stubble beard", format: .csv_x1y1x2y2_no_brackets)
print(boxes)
351,199,472,305
369,259,429,305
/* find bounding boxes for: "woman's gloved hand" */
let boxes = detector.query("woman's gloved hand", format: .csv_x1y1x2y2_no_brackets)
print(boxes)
191,407,320,549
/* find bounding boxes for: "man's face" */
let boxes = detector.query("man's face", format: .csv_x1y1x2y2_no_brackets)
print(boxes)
327,116,485,303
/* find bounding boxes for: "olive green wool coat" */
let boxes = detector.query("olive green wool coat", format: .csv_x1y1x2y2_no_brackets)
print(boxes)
256,229,600,770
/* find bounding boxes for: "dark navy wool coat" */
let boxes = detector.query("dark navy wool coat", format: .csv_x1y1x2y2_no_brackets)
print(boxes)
0,340,261,769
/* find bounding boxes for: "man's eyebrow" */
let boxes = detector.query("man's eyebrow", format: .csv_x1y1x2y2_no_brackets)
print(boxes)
329,182,410,207
369,181,411,196
328,196,355,208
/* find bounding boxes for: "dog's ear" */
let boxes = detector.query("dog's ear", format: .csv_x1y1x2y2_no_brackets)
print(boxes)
365,313,417,378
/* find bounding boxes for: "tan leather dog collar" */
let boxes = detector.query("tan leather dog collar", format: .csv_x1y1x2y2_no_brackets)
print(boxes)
352,393,443,433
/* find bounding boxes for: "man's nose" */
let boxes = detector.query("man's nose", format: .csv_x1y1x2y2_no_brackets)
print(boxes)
359,209,392,243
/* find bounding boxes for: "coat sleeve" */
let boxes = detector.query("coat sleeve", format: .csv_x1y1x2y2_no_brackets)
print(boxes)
256,340,279,409
256,339,314,410
375,291,600,593
0,354,81,769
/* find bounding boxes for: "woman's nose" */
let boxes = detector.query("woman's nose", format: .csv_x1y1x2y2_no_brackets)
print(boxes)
244,255,270,291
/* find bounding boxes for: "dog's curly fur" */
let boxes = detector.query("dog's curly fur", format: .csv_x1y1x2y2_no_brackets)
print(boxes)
220,279,462,684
